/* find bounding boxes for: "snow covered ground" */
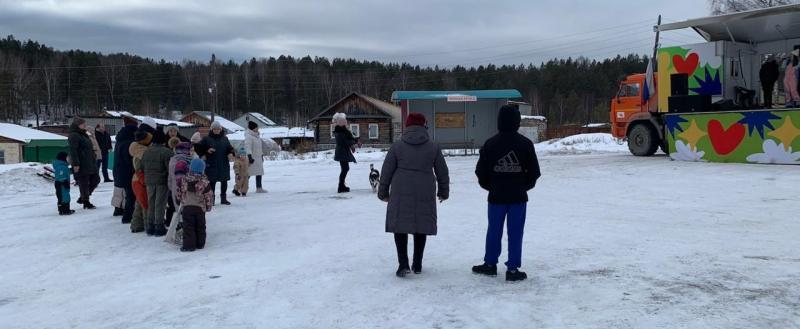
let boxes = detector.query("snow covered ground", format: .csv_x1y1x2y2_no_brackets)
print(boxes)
1,138,799,328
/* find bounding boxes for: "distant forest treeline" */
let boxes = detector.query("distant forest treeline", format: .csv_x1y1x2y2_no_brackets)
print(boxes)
0,35,648,127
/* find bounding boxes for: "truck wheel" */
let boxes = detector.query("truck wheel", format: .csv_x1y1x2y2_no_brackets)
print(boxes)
628,124,659,156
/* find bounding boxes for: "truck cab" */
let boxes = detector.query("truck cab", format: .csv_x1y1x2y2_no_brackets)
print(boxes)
610,74,663,155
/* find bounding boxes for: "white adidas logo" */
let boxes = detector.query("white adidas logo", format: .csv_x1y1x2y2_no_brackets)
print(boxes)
494,151,522,173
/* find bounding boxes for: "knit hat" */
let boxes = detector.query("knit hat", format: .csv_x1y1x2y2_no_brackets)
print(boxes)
238,145,247,156
211,121,222,130
165,124,179,135
248,121,258,130
190,132,202,144
176,142,192,153
405,112,427,128
190,158,206,174
134,131,153,145
497,104,521,132
175,160,189,175
141,117,157,130
168,137,180,150
152,130,167,145
332,112,347,127
56,151,68,161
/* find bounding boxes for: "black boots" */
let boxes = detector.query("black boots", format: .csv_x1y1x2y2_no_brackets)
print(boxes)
221,195,231,205
396,264,411,277
506,270,528,282
58,204,75,216
472,263,498,276
146,225,155,236
232,190,240,196
153,225,167,237
395,234,426,277
113,207,124,216
337,184,350,193
82,198,96,209
472,264,527,282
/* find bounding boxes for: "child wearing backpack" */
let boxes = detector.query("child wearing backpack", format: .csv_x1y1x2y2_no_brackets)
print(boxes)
177,159,214,252
53,152,75,216
232,146,250,197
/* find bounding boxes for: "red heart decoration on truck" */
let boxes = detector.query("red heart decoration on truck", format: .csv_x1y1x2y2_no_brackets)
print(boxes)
673,53,699,75
707,120,745,155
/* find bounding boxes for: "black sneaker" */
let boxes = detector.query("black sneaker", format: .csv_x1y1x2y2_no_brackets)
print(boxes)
396,266,411,278
412,262,422,274
83,202,96,210
472,263,498,276
232,190,240,196
113,207,124,216
221,200,231,205
180,247,195,252
506,270,528,282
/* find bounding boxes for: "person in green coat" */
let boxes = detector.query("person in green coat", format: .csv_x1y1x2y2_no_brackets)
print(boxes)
141,130,175,236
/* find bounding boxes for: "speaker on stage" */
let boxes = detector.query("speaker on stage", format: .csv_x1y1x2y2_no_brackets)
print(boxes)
670,73,689,96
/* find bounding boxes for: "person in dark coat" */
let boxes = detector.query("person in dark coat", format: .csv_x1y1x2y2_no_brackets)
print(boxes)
166,124,190,143
378,112,449,277
191,132,209,159
200,121,235,205
760,58,780,108
332,112,358,193
472,104,541,282
94,123,113,182
113,117,138,224
68,118,100,209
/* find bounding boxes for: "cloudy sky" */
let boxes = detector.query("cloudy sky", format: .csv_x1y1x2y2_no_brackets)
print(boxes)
0,0,707,66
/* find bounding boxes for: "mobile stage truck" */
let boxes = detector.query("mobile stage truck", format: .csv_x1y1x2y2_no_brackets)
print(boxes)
611,5,800,165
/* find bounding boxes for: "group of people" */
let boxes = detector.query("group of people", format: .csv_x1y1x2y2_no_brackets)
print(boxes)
57,105,541,277
760,49,800,108
57,116,275,252
332,105,541,281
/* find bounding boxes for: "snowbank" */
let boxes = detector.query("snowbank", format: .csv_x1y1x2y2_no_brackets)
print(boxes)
535,133,627,155
0,164,50,195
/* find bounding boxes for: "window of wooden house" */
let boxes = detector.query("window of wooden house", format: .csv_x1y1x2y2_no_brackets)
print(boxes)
0,149,5,164
368,124,379,139
350,124,360,138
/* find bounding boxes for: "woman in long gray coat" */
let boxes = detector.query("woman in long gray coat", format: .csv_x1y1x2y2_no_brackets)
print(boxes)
378,112,449,277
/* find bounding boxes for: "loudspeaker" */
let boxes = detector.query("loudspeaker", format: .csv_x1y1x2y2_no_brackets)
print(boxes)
671,73,689,96
668,95,712,113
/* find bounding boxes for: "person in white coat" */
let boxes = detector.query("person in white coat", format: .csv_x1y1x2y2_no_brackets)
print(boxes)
244,121,275,193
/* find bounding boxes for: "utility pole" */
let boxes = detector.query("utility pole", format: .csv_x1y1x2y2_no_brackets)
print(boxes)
210,53,217,122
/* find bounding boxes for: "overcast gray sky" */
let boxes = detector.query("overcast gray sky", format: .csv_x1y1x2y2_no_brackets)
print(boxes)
0,0,707,66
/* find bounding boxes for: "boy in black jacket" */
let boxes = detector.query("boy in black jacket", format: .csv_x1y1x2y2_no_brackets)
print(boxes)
472,104,541,282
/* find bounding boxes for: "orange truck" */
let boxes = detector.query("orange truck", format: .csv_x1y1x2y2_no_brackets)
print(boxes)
610,5,800,165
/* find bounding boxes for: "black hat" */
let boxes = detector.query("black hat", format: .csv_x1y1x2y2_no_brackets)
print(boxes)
248,121,258,130
152,129,167,145
497,104,521,132
134,131,153,145
56,151,68,161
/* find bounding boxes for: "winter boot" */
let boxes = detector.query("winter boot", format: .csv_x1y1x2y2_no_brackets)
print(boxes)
83,201,96,209
146,225,156,236
76,197,85,205
232,189,240,196
180,247,195,252
57,204,65,215
122,217,131,224
113,207,124,216
256,188,267,193
131,227,144,233
241,193,246,197
61,204,75,216
472,263,498,277
506,269,528,282
153,225,167,237
396,264,411,278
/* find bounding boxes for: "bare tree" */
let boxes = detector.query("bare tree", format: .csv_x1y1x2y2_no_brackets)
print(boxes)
710,0,797,14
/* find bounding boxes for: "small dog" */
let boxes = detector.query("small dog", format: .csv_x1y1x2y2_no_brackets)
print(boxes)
369,164,380,193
